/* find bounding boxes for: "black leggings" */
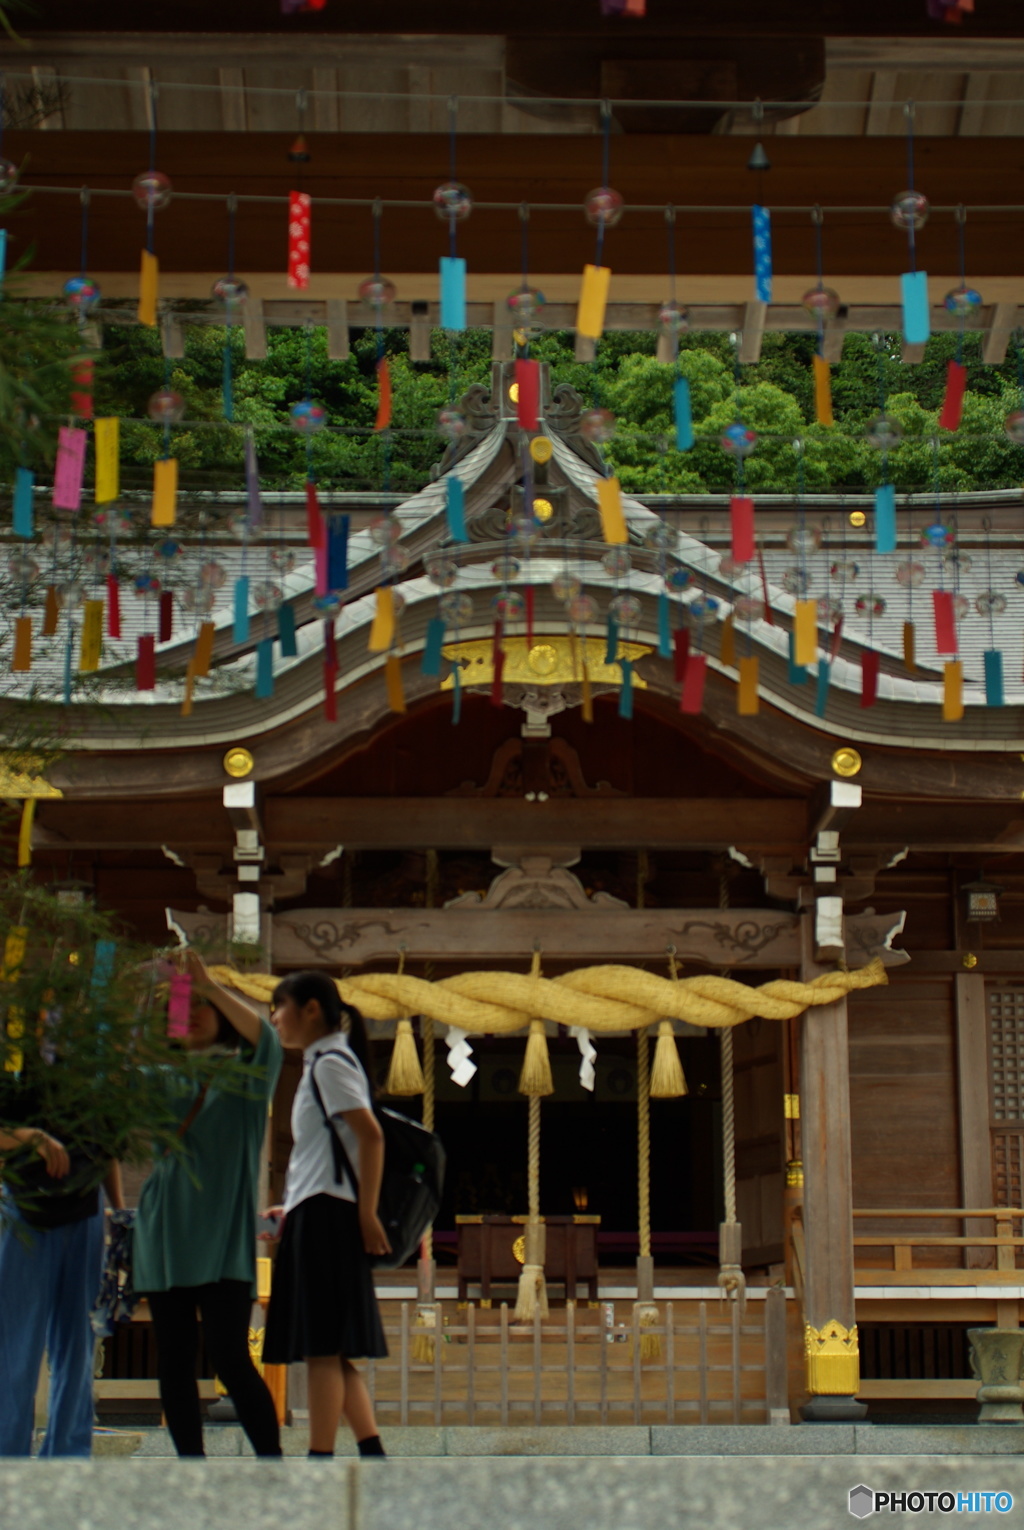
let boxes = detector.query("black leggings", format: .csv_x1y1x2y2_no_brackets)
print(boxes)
147,1280,282,1457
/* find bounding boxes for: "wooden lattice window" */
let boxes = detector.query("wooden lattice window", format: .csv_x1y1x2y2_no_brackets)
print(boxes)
988,986,1024,1215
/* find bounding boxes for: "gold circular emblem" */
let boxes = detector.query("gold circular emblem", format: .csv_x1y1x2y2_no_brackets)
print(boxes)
528,643,559,677
529,437,554,465
962,952,979,969
533,497,554,522
223,747,255,779
509,382,520,404
848,509,867,528
831,747,862,778
512,1235,526,1265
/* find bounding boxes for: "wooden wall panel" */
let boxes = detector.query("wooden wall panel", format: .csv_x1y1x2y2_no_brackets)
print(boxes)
849,976,959,1265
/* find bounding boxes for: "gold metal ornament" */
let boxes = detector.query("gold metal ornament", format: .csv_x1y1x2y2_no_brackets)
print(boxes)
528,643,559,677
849,510,867,528
529,437,554,465
786,1159,804,1187
831,747,862,778
532,496,555,522
784,1093,800,1119
441,635,651,692
804,1319,860,1396
512,1235,527,1265
962,952,979,970
223,747,255,779
509,382,520,403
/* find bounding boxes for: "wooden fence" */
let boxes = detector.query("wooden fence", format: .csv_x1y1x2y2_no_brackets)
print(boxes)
363,1292,790,1427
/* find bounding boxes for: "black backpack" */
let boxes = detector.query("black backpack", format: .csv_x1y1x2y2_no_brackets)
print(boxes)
309,1053,445,1270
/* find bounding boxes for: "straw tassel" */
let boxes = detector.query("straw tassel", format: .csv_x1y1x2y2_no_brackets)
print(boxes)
384,1017,425,1097
411,1302,437,1366
650,1020,687,1098
518,1015,553,1098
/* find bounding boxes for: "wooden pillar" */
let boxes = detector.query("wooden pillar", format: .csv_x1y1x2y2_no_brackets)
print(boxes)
956,972,995,1271
799,917,866,1421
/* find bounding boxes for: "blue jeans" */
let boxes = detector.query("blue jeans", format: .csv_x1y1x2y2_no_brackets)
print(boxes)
0,1197,105,1456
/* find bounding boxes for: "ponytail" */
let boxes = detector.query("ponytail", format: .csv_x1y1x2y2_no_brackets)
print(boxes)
272,970,373,1082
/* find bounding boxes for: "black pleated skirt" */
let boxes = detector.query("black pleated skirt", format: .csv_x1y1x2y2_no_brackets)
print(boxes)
263,1194,388,1364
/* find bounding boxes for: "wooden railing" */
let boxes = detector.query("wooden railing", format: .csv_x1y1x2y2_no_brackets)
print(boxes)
853,1207,1024,1276
359,1293,790,1427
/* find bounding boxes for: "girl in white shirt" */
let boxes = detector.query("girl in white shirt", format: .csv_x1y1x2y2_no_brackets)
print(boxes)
262,971,390,1458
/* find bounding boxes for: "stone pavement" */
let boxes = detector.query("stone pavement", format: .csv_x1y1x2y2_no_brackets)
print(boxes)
2,1451,1024,1530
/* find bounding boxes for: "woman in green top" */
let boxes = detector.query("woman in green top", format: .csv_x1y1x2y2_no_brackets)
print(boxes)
133,951,283,1458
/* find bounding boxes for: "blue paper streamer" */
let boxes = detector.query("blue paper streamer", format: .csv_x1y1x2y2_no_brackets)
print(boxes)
901,270,931,345
874,482,897,554
788,630,808,686
422,616,446,677
618,658,634,719
451,663,462,725
984,648,1005,708
605,616,619,665
277,603,297,658
446,477,467,542
440,255,467,331
673,376,694,451
233,576,250,643
244,433,262,530
657,591,672,657
327,514,349,591
254,637,274,698
752,205,773,303
13,467,33,537
814,659,831,718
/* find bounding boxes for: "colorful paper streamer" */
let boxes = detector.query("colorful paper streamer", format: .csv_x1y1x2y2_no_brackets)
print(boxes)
152,457,178,528
679,653,707,715
943,659,964,721
729,495,755,564
813,354,833,426
138,251,159,327
136,633,156,691
52,427,87,511
874,482,896,554
901,270,930,345
368,587,395,652
515,359,540,431
752,205,773,303
673,376,694,451
860,649,880,708
233,575,250,643
577,264,611,340
597,476,628,544
375,357,392,431
278,604,297,658
79,599,104,671
932,589,958,654
288,191,311,290
439,256,466,331
938,359,967,432
13,467,33,537
737,655,759,715
255,638,274,699
94,418,120,505
984,649,1005,707
446,477,467,542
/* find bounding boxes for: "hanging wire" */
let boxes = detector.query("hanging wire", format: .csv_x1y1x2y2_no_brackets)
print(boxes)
954,203,967,366
665,204,677,306
447,95,459,261
982,513,997,653
146,81,159,257
811,205,825,359
594,99,613,268
79,187,90,276
903,100,917,275
222,193,237,423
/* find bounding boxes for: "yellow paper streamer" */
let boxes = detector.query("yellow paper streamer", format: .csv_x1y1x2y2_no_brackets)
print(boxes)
94,417,120,504
719,613,736,668
79,599,104,672
152,458,178,527
577,263,611,340
596,476,628,544
11,616,31,673
181,668,195,718
943,659,964,721
385,653,406,713
138,250,159,328
793,599,818,667
903,621,916,671
738,655,760,715
17,799,35,869
813,355,834,427
192,621,216,678
369,587,396,652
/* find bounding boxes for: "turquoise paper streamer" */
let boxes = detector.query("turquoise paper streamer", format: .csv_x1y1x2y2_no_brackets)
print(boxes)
0,229,6,283
901,270,931,345
657,591,671,657
421,616,446,676
673,376,694,451
984,648,1005,707
752,205,773,303
440,256,467,331
814,659,831,717
446,477,467,541
254,637,274,698
604,616,619,665
788,630,808,686
451,663,462,725
874,482,896,554
91,940,117,996
277,603,297,658
618,658,633,719
233,576,250,643
13,467,33,537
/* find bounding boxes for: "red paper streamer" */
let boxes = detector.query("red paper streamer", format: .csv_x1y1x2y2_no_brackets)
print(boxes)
860,650,880,708
491,645,505,707
323,661,337,721
375,357,392,432
829,615,844,662
524,585,535,650
287,190,311,290
305,479,325,549
672,628,690,684
932,589,958,654
158,590,173,643
938,359,967,432
515,359,540,431
680,653,707,715
136,633,156,691
729,495,755,564
106,574,121,639
71,358,94,421
323,616,338,672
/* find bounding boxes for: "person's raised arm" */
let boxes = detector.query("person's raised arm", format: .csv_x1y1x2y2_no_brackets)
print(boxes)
341,1108,391,1258
185,949,264,1050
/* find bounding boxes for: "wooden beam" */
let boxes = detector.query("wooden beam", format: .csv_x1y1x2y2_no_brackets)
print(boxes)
738,300,767,364
409,302,432,362
982,300,1018,364
325,298,350,360
160,313,185,359
242,293,267,359
865,70,898,136
217,67,247,133
900,340,926,364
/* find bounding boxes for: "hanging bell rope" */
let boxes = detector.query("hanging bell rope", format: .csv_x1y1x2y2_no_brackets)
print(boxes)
413,850,440,1364
716,866,746,1317
633,1019,660,1359
515,949,550,1322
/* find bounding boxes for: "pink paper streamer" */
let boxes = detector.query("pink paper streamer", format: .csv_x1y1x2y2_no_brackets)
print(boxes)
52,426,87,511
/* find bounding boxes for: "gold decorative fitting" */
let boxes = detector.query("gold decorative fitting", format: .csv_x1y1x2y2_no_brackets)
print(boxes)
0,753,62,799
223,747,255,779
784,1093,800,1119
512,1235,527,1265
805,1319,860,1396
533,496,554,522
529,437,554,465
441,635,651,692
849,510,867,528
528,643,559,677
786,1159,804,1187
962,952,979,970
509,382,520,403
831,747,862,779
